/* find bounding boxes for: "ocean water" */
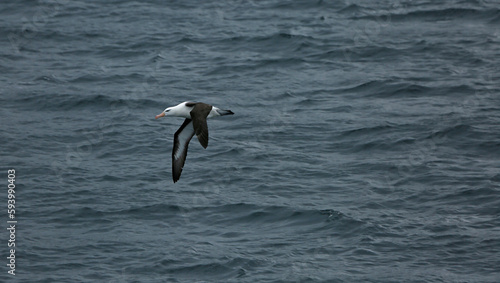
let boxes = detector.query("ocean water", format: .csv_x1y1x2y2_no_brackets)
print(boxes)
1,0,500,282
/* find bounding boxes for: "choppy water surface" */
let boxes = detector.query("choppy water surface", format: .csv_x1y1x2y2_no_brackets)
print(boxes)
1,0,499,282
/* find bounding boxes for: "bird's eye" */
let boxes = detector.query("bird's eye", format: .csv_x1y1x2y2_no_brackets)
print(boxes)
165,109,170,112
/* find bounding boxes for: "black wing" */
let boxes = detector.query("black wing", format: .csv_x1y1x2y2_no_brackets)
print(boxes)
172,119,195,183
190,103,212,149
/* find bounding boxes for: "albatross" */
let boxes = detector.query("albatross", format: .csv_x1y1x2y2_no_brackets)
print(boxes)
155,101,234,183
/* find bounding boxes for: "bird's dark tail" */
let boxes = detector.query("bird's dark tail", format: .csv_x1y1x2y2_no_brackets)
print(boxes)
217,109,234,116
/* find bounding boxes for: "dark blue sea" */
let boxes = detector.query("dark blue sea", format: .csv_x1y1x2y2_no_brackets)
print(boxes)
1,0,500,282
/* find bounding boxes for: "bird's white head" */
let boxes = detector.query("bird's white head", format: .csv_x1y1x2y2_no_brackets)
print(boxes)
155,107,171,119
155,102,194,119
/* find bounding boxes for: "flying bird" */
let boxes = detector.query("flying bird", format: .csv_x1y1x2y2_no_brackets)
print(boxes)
155,101,234,183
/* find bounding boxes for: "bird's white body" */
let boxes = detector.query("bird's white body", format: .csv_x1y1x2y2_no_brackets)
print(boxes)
164,102,221,119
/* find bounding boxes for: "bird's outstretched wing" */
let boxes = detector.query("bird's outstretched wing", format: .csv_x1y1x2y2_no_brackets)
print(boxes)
172,118,195,183
190,103,212,149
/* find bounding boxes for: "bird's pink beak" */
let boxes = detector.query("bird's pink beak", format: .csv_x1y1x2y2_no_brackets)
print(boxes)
155,112,165,119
